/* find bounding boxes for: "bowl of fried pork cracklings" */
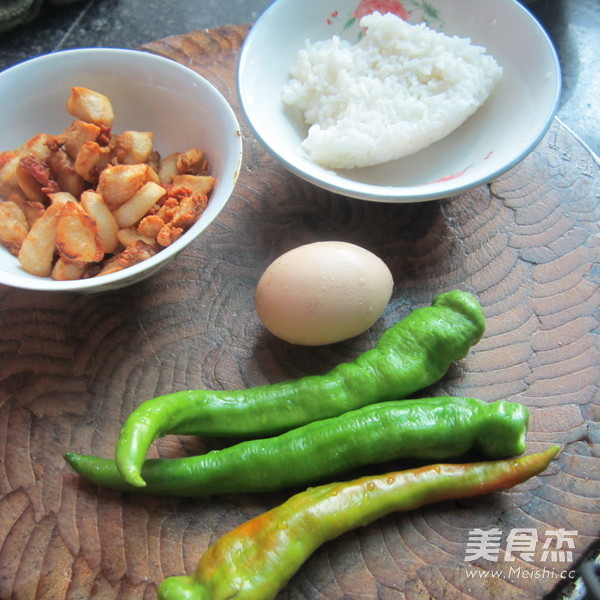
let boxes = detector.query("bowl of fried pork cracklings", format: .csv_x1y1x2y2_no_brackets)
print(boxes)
0,48,243,292
238,0,561,203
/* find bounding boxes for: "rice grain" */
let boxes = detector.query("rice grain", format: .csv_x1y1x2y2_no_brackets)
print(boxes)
282,12,503,169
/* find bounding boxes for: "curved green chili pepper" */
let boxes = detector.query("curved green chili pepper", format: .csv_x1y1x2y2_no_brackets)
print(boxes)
156,446,560,600
65,397,528,496
115,290,486,487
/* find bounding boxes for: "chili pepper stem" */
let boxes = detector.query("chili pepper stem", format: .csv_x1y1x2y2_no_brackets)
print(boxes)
157,446,560,600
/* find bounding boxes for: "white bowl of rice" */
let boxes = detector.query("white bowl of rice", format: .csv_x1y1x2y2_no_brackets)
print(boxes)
238,0,561,203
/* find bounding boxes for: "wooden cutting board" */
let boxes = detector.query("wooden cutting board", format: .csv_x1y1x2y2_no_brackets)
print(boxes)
0,24,598,600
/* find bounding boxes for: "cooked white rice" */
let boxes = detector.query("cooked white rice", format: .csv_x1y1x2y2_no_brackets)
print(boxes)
282,12,503,170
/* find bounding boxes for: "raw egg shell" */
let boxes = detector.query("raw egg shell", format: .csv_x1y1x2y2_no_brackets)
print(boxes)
255,241,393,345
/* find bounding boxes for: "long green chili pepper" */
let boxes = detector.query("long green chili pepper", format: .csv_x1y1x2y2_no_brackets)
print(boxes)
115,290,486,487
156,446,560,600
65,396,528,496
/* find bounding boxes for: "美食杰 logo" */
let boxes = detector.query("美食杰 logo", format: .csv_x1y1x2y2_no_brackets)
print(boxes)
464,527,579,582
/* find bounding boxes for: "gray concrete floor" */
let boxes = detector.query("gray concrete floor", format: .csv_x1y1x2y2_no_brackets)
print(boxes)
0,0,597,155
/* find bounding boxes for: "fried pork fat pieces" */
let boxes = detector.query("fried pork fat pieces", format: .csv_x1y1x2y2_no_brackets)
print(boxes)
0,86,215,280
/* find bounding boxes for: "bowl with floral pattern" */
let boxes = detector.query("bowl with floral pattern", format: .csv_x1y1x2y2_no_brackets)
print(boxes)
237,0,561,203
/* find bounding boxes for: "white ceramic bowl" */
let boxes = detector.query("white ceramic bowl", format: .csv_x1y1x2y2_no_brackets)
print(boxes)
0,48,243,292
238,0,561,203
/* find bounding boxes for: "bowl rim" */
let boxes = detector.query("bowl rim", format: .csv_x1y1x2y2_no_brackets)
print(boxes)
237,0,562,203
0,47,244,292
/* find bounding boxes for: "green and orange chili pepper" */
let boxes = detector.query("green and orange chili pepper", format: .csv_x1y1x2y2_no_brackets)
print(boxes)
157,446,560,600
65,396,528,496
115,290,486,486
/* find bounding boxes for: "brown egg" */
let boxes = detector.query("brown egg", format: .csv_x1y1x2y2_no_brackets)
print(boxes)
255,241,393,345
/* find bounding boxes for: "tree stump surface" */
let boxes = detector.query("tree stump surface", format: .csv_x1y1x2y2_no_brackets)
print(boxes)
0,24,598,600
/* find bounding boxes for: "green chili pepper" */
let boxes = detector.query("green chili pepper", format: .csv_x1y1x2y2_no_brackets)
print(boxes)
65,396,527,496
156,446,560,600
114,290,486,487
